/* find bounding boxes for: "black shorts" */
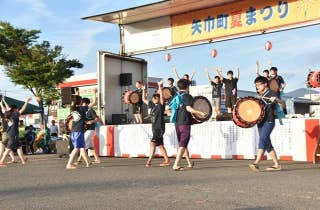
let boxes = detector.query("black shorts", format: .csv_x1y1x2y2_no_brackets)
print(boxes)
151,129,164,146
7,136,21,150
225,95,237,108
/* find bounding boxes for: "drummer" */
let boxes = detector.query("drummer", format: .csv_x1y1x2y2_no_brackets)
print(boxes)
172,79,206,171
133,81,144,124
141,81,170,167
269,67,286,99
249,76,285,172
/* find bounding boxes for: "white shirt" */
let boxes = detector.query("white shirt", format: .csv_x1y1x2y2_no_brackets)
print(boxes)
50,124,58,134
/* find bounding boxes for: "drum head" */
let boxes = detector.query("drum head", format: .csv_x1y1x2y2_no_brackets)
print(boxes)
129,92,140,104
162,87,172,101
192,96,212,122
269,78,279,92
237,100,263,122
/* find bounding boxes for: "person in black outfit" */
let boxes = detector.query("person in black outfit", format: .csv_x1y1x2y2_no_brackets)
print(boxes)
133,81,144,124
0,97,31,166
172,79,206,171
24,126,36,154
217,67,240,113
167,77,178,97
66,95,91,169
142,80,170,167
249,76,285,172
206,67,223,118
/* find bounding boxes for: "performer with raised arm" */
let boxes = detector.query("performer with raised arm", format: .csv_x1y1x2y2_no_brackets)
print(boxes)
217,66,240,113
0,96,31,167
172,67,196,85
142,80,170,167
0,98,16,163
206,67,223,118
256,61,270,78
249,76,285,172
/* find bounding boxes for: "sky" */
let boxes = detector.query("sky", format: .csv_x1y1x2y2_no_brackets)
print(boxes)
1,0,320,102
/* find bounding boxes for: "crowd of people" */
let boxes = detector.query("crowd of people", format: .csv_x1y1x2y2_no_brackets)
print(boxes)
128,62,286,171
0,62,286,172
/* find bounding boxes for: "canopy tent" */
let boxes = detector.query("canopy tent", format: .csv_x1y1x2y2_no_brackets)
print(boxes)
0,95,42,115
83,0,320,55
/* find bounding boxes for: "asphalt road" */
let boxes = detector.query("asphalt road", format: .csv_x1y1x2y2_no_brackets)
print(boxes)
0,155,320,210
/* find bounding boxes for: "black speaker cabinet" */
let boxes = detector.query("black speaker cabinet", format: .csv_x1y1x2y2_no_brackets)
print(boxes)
61,87,72,105
112,114,127,125
120,73,132,86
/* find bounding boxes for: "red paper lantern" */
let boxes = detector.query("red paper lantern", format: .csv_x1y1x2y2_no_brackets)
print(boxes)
265,41,272,51
165,54,171,62
211,49,218,58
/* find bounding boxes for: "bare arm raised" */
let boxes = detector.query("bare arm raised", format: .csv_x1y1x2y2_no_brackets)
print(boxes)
141,84,149,106
19,97,32,114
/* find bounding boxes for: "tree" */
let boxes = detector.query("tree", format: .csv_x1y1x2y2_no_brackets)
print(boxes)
0,22,83,124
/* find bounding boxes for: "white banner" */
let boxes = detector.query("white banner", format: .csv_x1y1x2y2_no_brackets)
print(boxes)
123,16,172,54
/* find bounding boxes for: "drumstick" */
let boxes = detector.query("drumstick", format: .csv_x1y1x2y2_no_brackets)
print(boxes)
256,96,272,100
256,96,284,108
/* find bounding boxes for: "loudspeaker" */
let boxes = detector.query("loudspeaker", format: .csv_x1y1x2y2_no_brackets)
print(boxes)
61,87,72,105
112,114,127,125
120,73,132,86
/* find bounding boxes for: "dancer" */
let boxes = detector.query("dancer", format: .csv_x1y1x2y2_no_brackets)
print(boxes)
172,67,196,85
167,77,178,97
255,61,270,78
75,97,101,164
249,76,284,172
217,66,240,113
142,80,170,167
206,67,223,118
0,99,16,163
172,79,206,171
133,81,144,124
66,95,91,169
0,96,31,166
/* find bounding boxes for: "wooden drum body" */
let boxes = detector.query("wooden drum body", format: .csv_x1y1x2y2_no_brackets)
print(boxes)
307,71,320,88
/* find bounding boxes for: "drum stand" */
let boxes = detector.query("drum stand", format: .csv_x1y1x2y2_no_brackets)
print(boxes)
313,136,320,164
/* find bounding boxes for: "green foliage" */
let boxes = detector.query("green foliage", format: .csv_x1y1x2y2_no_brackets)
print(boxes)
0,21,83,121
0,21,40,65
